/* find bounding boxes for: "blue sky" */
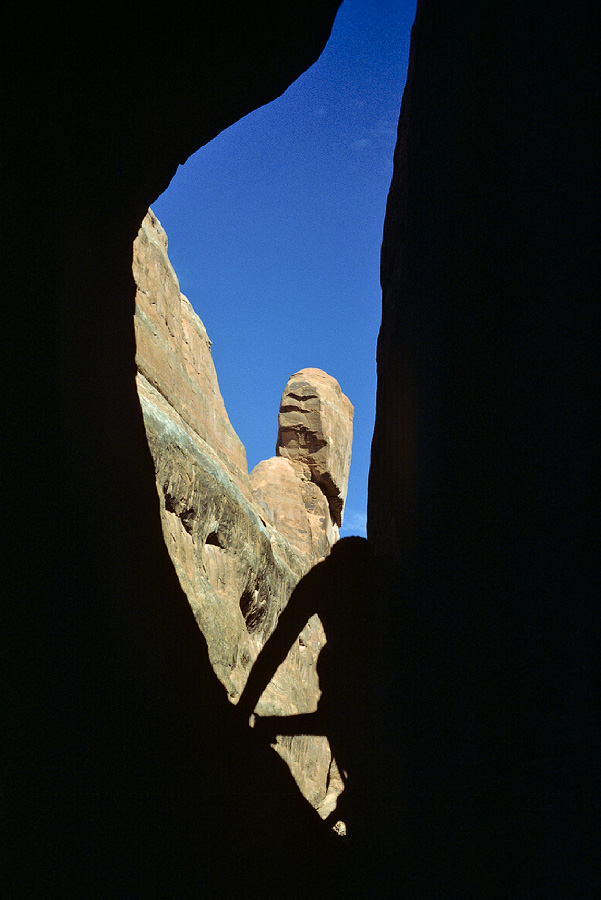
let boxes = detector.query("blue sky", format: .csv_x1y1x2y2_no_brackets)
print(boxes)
152,0,416,537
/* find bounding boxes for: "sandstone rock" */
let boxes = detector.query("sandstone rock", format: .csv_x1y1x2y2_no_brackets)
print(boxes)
250,456,331,560
133,209,353,818
134,209,249,493
277,368,353,529
7,0,594,891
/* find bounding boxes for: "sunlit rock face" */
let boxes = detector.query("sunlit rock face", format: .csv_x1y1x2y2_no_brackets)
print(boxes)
277,368,353,531
133,209,353,814
250,456,332,560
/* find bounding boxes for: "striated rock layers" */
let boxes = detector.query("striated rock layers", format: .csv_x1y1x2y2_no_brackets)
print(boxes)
133,209,352,815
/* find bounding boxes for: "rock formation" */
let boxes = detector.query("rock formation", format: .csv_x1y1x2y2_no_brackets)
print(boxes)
4,0,596,896
277,368,353,533
367,2,597,895
133,209,352,815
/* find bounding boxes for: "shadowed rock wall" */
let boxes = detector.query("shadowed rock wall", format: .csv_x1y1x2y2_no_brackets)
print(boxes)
2,4,346,898
3,0,596,896
369,1,597,895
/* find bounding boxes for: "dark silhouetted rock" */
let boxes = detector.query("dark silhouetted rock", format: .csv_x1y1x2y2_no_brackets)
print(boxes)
3,0,596,896
368,1,597,895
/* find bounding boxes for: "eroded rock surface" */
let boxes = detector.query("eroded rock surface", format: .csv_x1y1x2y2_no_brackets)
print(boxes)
133,209,353,815
277,368,353,530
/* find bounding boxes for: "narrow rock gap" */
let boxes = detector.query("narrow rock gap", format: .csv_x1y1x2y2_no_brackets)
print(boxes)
135,0,414,838
149,0,415,543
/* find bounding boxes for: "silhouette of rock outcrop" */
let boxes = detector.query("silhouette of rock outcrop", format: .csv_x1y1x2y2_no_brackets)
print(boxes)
2,4,346,898
369,1,597,895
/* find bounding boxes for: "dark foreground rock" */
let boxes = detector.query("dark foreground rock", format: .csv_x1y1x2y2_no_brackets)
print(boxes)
3,0,596,896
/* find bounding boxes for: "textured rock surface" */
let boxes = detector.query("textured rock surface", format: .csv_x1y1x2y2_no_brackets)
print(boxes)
133,209,352,815
250,456,332,560
133,214,248,489
277,368,353,530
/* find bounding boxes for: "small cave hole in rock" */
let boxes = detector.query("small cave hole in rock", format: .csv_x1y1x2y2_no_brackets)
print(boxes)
181,509,196,534
205,530,225,548
163,488,178,514
239,588,265,634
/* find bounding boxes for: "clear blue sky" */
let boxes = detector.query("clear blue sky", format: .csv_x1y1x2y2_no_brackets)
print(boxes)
152,0,416,538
